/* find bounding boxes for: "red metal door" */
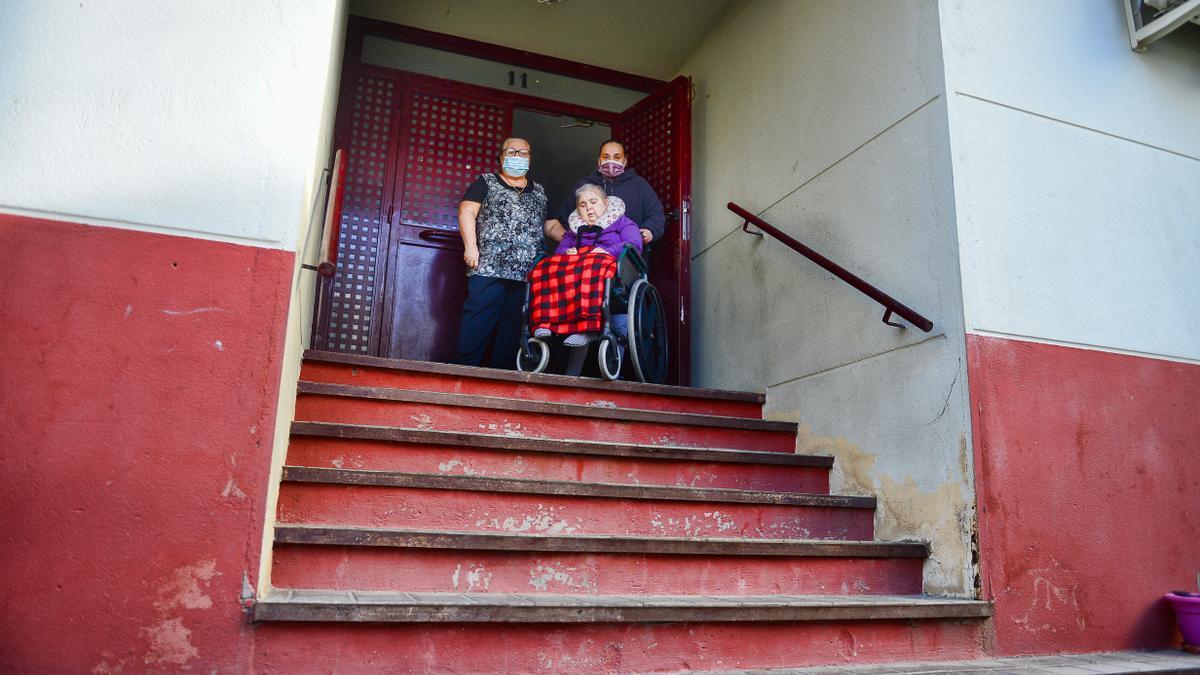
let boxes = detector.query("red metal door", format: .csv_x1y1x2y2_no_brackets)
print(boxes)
378,78,512,362
615,76,692,386
312,69,402,355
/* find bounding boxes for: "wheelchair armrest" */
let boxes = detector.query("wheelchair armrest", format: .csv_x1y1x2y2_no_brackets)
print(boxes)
525,252,548,281
618,243,649,277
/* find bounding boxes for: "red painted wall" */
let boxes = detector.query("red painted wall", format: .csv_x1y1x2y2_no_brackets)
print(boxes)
0,216,293,673
967,334,1200,655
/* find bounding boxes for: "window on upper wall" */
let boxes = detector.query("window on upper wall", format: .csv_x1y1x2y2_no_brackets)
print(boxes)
1123,0,1200,51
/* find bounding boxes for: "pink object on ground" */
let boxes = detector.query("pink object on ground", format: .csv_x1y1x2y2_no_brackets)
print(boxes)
1165,593,1200,645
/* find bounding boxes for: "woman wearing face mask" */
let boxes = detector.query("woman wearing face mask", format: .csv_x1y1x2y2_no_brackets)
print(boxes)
527,184,642,375
545,139,666,248
454,137,549,369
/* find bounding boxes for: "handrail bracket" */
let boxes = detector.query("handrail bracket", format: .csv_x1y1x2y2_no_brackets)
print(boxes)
882,308,906,330
741,220,763,237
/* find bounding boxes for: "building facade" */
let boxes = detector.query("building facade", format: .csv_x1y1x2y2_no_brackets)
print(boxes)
2,0,1197,671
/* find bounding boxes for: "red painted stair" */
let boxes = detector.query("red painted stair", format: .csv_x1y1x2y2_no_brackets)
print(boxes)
253,351,991,672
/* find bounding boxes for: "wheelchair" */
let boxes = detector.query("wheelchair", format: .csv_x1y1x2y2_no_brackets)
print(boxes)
516,244,669,384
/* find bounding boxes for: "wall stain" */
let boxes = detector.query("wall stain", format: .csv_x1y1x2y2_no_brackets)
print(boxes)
141,617,198,667
1001,554,1091,637
958,433,971,483
877,473,970,596
795,424,973,596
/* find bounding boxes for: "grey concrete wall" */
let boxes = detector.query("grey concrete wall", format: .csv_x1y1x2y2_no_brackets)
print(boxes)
680,0,974,596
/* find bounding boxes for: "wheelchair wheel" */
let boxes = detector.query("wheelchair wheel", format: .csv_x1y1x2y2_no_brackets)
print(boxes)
627,279,669,384
597,336,622,381
516,339,550,373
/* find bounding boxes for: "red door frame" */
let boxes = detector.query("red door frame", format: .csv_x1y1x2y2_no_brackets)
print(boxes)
323,17,692,384
345,17,667,94
615,76,693,386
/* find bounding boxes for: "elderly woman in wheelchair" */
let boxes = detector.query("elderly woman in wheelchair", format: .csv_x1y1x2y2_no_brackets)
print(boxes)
518,183,668,383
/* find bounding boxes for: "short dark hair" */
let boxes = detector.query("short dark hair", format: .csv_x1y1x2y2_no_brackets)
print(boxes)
597,139,626,157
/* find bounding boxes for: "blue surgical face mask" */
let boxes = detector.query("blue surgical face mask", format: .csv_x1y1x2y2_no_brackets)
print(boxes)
502,156,529,177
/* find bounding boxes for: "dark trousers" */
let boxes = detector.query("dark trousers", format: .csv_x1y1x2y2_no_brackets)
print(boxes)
454,275,526,369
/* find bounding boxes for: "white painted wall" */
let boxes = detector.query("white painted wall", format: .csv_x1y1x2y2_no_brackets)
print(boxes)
941,0,1200,362
681,0,976,596
261,0,349,595
0,0,343,251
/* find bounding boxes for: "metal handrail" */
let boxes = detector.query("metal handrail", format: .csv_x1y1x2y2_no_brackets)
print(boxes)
307,148,347,351
318,149,348,278
727,202,934,332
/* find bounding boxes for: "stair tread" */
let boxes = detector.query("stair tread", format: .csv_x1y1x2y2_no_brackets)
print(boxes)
273,525,927,557
281,466,872,508
254,589,992,622
291,421,831,467
304,349,765,404
296,381,797,433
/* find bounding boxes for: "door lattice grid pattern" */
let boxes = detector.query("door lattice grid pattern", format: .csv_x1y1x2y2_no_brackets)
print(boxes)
399,92,507,230
620,97,678,209
328,74,395,353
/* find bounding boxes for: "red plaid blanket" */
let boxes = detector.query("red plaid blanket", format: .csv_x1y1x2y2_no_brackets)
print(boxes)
528,249,618,335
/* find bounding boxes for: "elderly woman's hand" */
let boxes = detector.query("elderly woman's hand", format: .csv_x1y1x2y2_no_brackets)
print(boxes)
566,247,578,255
640,228,653,243
463,244,480,269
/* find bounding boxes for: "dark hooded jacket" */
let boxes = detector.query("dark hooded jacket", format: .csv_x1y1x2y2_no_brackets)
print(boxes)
559,167,666,242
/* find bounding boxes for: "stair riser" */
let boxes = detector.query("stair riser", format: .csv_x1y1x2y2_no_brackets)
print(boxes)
253,620,981,671
301,361,764,418
253,619,985,673
270,545,923,596
293,395,796,452
286,437,830,493
275,483,872,540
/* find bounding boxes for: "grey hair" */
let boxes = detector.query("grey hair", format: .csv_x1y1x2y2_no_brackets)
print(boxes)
574,183,607,202
499,137,530,158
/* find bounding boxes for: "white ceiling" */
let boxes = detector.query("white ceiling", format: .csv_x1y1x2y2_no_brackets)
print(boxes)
350,0,736,81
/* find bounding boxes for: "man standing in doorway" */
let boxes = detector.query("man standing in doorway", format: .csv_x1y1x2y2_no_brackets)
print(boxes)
454,137,549,368
545,139,666,249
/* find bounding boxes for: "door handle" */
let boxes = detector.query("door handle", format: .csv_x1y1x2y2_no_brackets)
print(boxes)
418,229,464,247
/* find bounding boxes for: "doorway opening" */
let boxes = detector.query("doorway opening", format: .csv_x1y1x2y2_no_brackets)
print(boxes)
312,18,692,384
512,110,612,228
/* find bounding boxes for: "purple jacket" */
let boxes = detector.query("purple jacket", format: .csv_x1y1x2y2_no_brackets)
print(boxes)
555,196,644,258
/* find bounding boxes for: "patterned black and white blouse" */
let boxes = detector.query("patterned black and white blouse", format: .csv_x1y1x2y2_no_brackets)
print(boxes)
461,173,548,282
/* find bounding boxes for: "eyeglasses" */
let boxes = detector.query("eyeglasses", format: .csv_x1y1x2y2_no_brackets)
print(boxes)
502,148,531,158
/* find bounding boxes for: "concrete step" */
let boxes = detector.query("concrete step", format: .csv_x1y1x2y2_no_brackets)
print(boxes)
289,422,831,492
293,382,798,451
276,468,873,539
253,589,992,622
270,526,927,595
272,525,924,558
270,526,927,596
303,350,766,418
251,613,991,672
269,543,924,595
